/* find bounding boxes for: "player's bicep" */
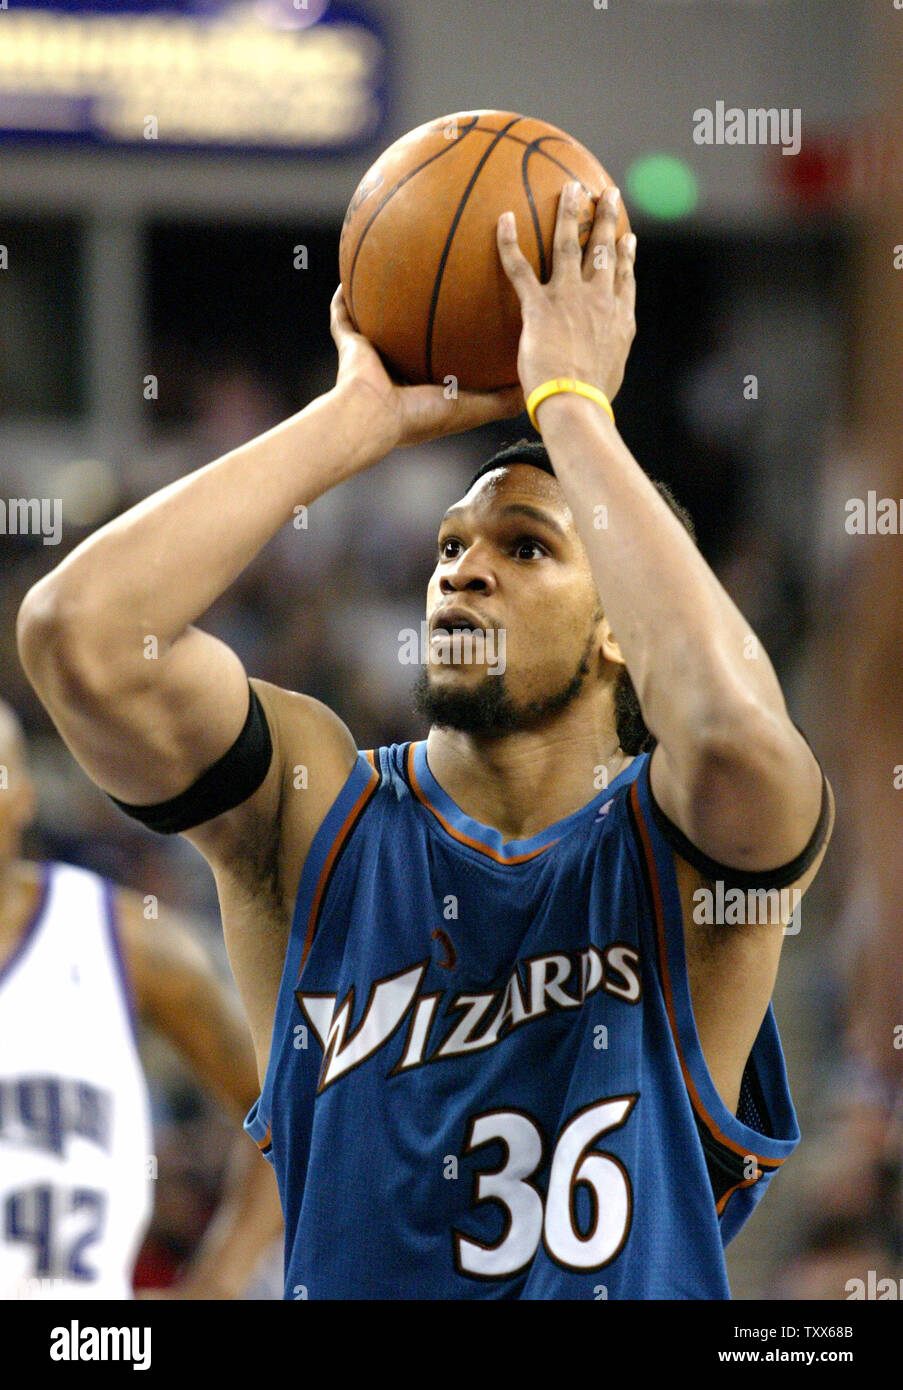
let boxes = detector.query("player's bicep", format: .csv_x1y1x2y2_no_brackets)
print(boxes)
21,615,252,807
649,722,829,877
648,736,833,888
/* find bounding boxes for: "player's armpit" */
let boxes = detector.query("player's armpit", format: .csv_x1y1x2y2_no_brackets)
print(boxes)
169,682,360,1083
675,828,830,1117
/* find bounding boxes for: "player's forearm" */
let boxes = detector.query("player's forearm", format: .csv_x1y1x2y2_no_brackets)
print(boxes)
539,394,790,753
19,383,375,666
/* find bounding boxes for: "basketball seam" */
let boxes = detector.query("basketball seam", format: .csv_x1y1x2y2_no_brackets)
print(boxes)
441,127,592,364
475,125,593,181
521,147,548,281
425,116,525,382
346,115,481,324
522,135,599,283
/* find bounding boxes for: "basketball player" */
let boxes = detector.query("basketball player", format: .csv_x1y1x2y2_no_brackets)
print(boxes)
0,701,282,1299
17,184,833,1298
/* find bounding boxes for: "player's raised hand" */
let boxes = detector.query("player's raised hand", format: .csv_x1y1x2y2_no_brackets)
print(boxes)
329,288,524,452
496,181,637,405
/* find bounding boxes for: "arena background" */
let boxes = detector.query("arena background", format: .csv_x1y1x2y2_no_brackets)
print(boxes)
0,0,897,1300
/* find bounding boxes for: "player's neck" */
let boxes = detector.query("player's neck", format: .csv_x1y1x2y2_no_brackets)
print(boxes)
425,716,631,843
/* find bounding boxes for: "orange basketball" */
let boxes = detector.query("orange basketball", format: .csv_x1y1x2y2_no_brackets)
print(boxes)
339,110,631,392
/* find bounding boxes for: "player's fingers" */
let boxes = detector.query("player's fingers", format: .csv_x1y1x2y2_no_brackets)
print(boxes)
584,186,620,286
329,286,357,350
443,384,526,435
497,213,539,301
551,181,584,283
464,383,525,423
614,232,637,315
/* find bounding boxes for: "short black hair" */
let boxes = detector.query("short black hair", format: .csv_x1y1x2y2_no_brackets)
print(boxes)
468,439,557,490
464,438,697,756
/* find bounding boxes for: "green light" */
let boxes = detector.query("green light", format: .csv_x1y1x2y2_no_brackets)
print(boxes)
625,154,699,220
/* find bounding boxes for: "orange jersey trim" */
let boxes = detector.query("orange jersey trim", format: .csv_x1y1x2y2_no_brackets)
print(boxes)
297,764,380,980
629,780,783,1172
405,743,553,866
716,1174,761,1215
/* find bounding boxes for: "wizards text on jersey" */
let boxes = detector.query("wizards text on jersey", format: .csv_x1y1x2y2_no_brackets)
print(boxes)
298,940,642,1092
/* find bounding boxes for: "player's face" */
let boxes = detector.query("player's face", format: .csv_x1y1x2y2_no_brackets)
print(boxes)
417,465,606,733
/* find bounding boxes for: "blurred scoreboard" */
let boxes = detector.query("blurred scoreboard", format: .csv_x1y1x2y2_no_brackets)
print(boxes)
0,0,388,153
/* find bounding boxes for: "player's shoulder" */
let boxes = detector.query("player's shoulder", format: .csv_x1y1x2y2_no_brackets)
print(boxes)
250,677,359,774
209,679,364,906
362,739,418,785
255,690,422,817
22,860,123,969
185,679,359,870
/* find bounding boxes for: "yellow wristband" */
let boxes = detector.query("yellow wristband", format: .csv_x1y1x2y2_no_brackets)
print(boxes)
526,379,615,432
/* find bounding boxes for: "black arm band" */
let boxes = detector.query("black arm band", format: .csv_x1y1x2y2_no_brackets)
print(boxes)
108,685,274,835
644,725,832,891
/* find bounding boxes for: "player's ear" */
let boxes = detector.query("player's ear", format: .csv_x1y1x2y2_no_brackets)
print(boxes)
596,614,626,670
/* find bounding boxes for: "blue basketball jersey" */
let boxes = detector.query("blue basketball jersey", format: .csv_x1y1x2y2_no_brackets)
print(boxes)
245,741,800,1299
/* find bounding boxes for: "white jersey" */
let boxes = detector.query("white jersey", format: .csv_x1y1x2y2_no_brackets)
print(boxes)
0,862,153,1299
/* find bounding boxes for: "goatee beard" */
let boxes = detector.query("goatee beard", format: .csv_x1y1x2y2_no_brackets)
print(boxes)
412,641,593,736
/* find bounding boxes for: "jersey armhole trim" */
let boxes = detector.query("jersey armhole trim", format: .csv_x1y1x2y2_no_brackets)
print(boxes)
694,1115,760,1211
693,1051,775,1212
297,757,381,980
715,1174,760,1215
243,750,380,1149
627,777,798,1174
244,1098,273,1159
